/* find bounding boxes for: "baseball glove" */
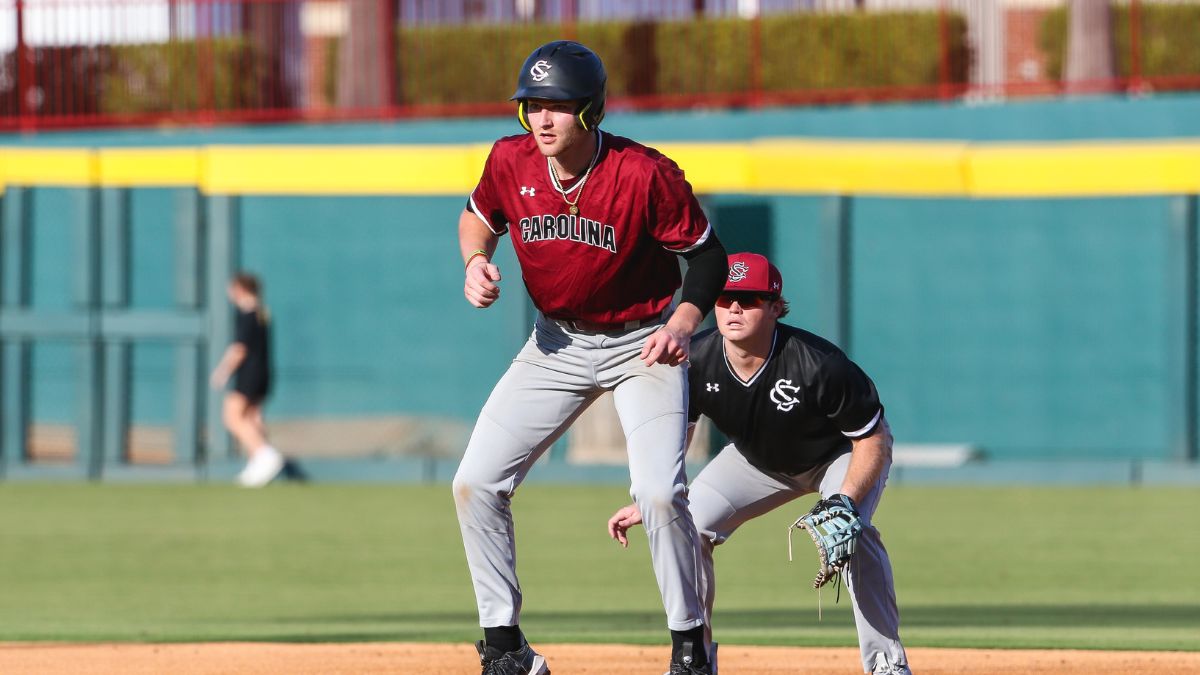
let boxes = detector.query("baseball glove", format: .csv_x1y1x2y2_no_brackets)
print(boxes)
788,493,863,589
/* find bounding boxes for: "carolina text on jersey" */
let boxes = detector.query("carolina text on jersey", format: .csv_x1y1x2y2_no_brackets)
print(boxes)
518,212,617,253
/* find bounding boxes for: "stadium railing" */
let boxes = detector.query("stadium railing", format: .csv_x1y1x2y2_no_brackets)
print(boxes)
1,0,1199,132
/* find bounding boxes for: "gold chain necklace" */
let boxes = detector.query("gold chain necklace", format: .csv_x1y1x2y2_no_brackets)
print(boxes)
547,135,600,216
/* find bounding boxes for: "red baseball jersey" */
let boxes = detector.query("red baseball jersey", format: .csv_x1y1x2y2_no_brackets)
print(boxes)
468,130,712,325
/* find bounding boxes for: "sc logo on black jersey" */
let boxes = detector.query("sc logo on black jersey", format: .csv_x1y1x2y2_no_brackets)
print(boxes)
770,379,800,411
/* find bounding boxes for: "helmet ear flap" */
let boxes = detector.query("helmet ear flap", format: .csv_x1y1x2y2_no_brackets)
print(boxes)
517,100,532,132
581,99,605,129
576,100,593,131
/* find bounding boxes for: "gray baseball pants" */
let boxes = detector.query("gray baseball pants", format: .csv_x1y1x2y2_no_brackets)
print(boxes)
690,444,910,674
453,314,707,631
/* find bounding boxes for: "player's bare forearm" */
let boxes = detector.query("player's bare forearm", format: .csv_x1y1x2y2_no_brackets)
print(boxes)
839,414,893,504
667,302,703,335
458,210,499,266
210,343,246,388
459,210,503,308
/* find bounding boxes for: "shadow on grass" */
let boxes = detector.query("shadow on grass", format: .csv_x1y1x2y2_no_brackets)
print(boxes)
244,603,1200,643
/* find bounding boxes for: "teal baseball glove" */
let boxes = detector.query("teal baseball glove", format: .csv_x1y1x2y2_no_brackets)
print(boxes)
788,493,863,589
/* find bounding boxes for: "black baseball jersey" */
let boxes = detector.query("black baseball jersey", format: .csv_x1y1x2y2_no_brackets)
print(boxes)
687,324,883,475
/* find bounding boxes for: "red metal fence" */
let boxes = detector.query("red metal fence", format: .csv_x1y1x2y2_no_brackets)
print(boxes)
0,0,1198,132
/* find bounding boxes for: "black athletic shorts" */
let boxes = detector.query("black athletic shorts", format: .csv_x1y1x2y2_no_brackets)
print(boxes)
234,366,271,405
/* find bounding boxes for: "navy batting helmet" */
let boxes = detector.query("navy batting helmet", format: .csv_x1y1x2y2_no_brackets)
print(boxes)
512,40,606,132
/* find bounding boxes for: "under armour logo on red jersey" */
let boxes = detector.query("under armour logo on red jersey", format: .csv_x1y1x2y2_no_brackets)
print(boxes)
770,378,800,411
728,261,749,282
520,186,536,196
706,383,719,392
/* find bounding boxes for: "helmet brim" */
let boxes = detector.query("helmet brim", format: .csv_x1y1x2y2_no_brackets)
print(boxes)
510,85,583,102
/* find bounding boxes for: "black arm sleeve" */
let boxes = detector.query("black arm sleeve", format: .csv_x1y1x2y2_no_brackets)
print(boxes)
678,233,728,318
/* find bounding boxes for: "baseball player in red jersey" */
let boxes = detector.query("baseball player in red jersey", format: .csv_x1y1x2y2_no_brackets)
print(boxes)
454,41,728,675
608,253,912,675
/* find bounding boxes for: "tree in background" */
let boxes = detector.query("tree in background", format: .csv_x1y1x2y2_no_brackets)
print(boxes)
243,2,304,109
1065,0,1115,93
338,0,388,110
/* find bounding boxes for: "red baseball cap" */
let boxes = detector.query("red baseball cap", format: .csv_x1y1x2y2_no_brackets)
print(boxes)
724,252,782,295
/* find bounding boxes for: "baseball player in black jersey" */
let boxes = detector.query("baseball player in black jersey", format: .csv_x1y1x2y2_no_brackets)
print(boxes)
608,252,911,675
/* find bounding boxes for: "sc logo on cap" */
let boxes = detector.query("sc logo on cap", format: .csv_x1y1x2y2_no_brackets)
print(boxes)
728,261,749,282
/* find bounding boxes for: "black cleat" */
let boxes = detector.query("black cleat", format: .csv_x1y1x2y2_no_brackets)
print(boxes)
475,639,550,675
668,640,712,675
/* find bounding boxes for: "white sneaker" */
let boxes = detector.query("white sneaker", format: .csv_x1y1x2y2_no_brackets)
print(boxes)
237,447,284,488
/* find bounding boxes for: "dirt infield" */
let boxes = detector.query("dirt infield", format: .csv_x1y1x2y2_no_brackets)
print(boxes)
3,642,1200,674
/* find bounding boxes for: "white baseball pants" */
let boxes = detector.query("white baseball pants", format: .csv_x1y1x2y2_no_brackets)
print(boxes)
452,314,707,632
689,445,910,674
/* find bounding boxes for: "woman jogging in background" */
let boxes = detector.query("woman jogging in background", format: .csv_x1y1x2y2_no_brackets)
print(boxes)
210,272,283,488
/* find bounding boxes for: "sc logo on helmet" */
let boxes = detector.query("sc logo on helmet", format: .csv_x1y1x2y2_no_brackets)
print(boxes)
530,60,553,82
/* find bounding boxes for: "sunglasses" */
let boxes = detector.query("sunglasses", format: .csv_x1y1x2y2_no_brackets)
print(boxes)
716,292,777,309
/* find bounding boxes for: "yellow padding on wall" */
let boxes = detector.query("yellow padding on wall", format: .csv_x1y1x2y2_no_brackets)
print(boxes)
968,140,1200,197
654,143,752,194
4,139,1200,197
0,148,96,187
202,145,494,195
98,148,202,187
749,140,969,196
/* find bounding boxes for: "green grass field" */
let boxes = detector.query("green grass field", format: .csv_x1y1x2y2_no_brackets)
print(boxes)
0,483,1197,650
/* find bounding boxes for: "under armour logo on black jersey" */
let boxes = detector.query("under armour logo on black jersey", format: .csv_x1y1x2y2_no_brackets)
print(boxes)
770,378,800,411
706,383,720,392
520,186,536,196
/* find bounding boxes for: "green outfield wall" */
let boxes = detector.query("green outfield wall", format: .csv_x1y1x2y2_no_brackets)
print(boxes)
2,93,1200,479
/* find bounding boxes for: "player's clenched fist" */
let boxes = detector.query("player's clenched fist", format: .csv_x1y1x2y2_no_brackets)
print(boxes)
464,260,502,308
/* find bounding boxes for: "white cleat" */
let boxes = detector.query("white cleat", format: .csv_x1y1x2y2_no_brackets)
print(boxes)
237,447,284,488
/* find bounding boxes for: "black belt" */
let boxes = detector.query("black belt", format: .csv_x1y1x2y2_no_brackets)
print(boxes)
551,311,665,334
